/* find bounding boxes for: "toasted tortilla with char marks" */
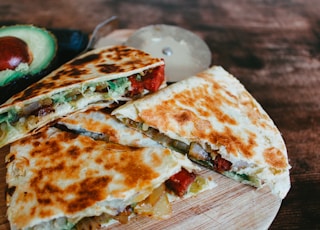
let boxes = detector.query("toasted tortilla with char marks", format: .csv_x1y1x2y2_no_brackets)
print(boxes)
6,127,195,229
0,45,165,149
3,45,163,106
112,66,291,199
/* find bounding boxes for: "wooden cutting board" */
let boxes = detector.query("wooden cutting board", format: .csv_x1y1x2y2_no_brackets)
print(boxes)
0,145,281,230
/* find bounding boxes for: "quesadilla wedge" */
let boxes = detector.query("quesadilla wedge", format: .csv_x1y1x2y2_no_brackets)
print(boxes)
112,66,291,199
0,45,165,148
6,126,204,230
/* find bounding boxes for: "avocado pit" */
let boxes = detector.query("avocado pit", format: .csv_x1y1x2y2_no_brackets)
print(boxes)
0,36,33,71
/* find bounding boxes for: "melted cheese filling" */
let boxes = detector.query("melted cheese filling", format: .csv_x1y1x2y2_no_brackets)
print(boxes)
0,76,136,147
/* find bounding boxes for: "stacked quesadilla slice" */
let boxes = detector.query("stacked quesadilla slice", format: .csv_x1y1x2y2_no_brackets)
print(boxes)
6,109,216,229
112,66,291,199
5,126,205,229
0,45,165,148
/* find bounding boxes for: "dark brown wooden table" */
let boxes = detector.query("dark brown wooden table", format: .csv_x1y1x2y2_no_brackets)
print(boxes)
0,1,319,229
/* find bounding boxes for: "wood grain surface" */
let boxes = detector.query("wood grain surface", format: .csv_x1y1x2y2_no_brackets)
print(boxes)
102,172,281,230
0,0,319,229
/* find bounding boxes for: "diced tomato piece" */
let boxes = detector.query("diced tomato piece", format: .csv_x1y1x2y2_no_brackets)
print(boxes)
32,105,55,117
213,154,232,172
128,75,145,95
143,65,165,92
128,64,165,95
165,168,196,197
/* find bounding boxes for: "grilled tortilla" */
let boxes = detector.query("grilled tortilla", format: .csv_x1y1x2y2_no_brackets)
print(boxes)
112,66,291,199
0,45,165,148
6,127,199,229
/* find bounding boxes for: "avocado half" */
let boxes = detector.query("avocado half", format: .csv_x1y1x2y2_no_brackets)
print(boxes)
0,25,57,103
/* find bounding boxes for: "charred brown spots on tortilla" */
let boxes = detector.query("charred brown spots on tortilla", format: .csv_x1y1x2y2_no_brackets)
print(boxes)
30,138,62,158
100,124,118,142
140,109,255,160
151,85,237,127
12,128,162,215
39,209,55,220
119,155,159,188
263,147,287,169
151,151,163,167
38,197,53,205
16,133,110,216
32,128,50,140
69,53,101,66
199,71,275,131
66,146,81,159
238,90,273,128
105,46,150,63
10,81,55,101
50,64,88,80
31,175,111,216
66,176,111,214
58,68,88,79
101,143,160,188
97,63,122,73
207,127,257,159
173,110,192,124
28,132,79,160
201,84,237,125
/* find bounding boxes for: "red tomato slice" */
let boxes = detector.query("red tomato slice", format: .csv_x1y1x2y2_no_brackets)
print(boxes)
165,168,196,197
143,65,165,92
128,64,165,95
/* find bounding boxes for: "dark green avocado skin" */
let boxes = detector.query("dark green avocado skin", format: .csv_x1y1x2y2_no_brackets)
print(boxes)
0,25,88,105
